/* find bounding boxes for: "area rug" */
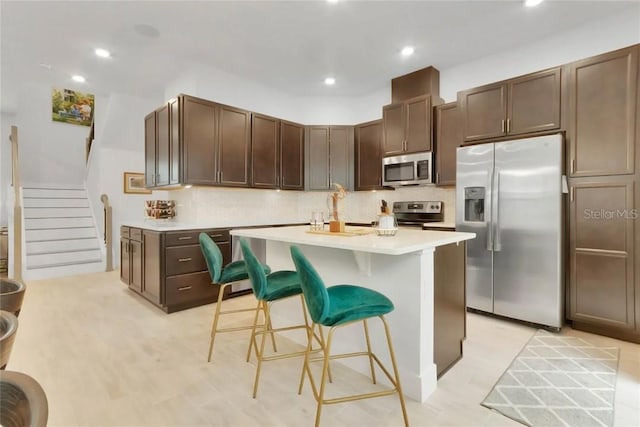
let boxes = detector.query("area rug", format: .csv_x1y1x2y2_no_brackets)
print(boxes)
482,330,619,427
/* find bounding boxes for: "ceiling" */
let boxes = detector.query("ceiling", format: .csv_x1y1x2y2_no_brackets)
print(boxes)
1,0,639,112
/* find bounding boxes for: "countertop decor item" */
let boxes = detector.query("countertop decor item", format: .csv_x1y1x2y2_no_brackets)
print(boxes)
326,183,346,232
375,199,398,236
144,200,176,219
482,330,619,427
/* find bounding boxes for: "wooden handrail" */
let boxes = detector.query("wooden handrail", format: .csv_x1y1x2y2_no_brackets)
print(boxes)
86,120,94,162
9,126,22,281
100,194,113,272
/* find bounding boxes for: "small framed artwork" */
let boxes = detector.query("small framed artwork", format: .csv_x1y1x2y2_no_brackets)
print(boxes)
51,88,95,127
123,172,151,194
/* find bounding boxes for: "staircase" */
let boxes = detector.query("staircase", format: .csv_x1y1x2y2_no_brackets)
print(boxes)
22,186,105,280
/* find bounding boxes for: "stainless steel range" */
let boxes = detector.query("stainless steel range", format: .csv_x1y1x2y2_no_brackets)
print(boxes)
392,201,443,226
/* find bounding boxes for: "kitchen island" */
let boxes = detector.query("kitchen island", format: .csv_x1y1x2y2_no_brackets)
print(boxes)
230,225,475,402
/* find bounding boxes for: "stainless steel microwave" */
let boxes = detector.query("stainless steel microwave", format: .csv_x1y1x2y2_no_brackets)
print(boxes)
382,152,433,186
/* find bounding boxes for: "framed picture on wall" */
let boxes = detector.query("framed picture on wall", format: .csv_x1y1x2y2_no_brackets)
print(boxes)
51,88,95,126
123,172,151,194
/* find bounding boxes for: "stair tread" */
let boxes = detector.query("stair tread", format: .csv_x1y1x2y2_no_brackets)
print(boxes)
25,226,95,230
27,248,101,256
25,216,93,219
23,196,88,200
26,236,98,243
26,259,102,270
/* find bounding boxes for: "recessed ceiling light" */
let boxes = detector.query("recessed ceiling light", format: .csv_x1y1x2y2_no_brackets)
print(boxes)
95,48,110,58
134,23,160,38
401,46,415,57
327,0,339,3
324,77,336,86
525,0,544,7
72,75,86,83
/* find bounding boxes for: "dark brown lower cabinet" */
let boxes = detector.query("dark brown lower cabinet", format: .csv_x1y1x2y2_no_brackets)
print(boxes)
120,227,143,293
120,226,235,313
568,176,639,342
434,242,466,377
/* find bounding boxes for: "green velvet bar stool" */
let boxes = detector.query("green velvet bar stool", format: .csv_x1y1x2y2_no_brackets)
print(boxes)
199,233,273,363
240,238,327,398
290,245,409,427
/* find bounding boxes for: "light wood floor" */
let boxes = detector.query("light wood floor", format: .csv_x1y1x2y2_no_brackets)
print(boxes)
7,271,640,426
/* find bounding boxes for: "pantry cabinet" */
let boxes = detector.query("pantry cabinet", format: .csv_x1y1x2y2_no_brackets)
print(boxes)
567,46,638,177
568,176,636,332
459,67,561,143
434,103,461,186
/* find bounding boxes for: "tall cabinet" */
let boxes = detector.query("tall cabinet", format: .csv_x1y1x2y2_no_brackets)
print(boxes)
566,45,640,343
355,120,383,191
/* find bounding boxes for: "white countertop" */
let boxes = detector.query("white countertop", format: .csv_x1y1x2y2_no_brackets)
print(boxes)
422,222,456,229
121,221,302,232
231,225,474,256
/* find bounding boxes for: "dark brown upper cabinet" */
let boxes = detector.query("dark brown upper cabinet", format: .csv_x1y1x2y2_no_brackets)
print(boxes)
459,67,561,143
305,126,354,191
217,105,251,187
181,95,218,185
568,46,638,177
144,111,156,187
180,95,251,188
280,120,305,190
251,115,305,191
355,119,383,191
251,113,280,189
434,103,461,186
145,99,180,189
383,95,434,156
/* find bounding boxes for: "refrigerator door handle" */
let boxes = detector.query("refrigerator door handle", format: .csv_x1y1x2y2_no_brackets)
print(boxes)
493,169,501,252
486,168,494,251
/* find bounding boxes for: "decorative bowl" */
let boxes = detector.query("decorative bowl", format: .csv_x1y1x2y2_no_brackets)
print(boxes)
375,227,398,237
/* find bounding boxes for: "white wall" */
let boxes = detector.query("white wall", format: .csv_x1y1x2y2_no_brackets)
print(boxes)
0,112,16,226
14,83,104,186
439,9,640,102
84,92,165,265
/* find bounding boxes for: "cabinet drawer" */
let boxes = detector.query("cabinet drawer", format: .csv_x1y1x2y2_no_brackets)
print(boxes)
165,229,229,247
166,245,207,276
130,228,142,241
166,272,218,307
121,226,130,239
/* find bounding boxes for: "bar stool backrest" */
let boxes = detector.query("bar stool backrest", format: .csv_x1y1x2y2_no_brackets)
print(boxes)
239,239,268,299
199,233,223,283
290,246,330,325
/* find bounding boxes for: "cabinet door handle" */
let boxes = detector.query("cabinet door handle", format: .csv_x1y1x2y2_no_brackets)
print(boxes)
177,286,192,291
506,118,510,133
178,257,192,262
436,172,440,183
501,119,505,133
571,159,576,174
177,236,193,241
570,187,574,203
209,234,223,238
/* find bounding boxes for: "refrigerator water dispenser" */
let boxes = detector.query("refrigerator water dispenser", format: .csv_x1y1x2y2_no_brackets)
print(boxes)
464,187,485,222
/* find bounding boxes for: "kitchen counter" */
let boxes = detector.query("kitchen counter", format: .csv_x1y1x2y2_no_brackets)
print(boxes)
231,225,472,255
422,221,456,229
120,221,304,232
231,225,475,402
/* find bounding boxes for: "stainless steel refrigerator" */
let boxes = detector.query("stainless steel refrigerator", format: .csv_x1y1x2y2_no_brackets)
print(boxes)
455,134,564,329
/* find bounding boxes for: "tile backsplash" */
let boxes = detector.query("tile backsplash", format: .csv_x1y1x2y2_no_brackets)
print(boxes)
172,186,456,227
